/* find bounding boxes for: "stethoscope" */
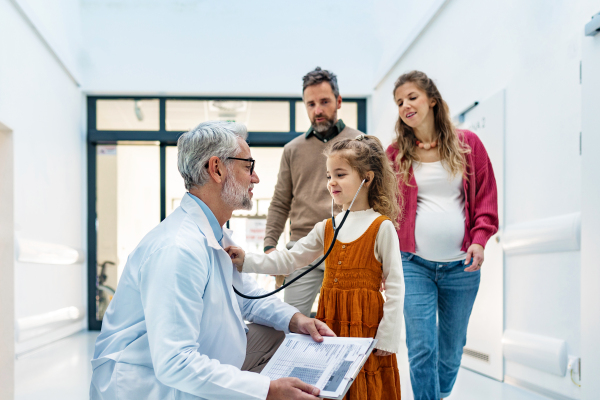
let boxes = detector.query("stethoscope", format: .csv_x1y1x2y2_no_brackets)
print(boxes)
233,179,367,300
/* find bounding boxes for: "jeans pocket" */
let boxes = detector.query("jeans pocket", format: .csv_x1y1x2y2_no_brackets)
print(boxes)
400,252,414,262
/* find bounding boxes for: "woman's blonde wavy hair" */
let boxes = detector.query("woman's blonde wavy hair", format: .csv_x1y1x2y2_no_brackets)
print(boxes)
324,135,402,227
393,70,470,184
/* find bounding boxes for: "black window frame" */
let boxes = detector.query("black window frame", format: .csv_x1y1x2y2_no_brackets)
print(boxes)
86,95,367,330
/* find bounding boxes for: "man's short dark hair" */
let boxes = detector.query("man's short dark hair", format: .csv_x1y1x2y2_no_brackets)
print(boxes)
302,67,339,98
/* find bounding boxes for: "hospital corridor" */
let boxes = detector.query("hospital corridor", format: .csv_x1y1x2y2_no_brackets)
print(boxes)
1,1,600,399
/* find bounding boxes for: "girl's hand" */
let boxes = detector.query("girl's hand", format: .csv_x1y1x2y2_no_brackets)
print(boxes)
464,244,484,272
374,349,392,357
225,246,245,272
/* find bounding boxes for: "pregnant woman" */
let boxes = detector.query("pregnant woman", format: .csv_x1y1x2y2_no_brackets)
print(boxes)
386,70,498,400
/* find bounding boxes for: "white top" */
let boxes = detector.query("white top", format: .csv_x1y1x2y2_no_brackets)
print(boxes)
244,209,405,353
90,194,298,400
413,161,467,262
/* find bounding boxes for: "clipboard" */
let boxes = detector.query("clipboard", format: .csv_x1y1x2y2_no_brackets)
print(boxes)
260,334,379,399
319,339,378,399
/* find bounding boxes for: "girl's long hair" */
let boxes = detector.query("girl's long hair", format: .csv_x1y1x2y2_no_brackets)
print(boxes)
393,70,470,184
324,135,402,227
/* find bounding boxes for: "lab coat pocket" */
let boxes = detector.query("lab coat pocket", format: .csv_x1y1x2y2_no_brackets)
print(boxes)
115,362,174,400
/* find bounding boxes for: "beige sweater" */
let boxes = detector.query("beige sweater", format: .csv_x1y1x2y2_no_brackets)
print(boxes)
264,125,362,248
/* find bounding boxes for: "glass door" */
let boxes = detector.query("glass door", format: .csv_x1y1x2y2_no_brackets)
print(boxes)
87,96,367,329
95,143,160,320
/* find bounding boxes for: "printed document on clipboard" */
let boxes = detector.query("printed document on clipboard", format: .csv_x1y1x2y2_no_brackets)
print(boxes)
260,333,377,399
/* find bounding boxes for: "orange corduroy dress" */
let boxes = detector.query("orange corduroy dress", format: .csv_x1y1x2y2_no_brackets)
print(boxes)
316,216,401,400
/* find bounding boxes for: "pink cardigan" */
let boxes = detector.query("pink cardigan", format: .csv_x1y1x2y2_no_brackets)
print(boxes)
386,129,499,253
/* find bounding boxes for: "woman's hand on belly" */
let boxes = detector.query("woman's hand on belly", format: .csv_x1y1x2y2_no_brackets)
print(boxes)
464,244,484,272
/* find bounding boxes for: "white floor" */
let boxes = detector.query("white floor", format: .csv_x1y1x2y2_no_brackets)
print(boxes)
15,331,97,400
15,331,550,400
394,339,549,400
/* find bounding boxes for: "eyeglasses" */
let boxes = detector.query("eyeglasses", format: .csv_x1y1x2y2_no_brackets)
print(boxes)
227,157,255,175
204,157,256,175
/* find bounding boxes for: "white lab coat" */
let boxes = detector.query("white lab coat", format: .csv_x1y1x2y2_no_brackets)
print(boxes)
90,193,298,400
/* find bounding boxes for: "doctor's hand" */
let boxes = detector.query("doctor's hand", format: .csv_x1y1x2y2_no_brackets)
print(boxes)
267,377,320,400
224,246,245,272
288,312,336,343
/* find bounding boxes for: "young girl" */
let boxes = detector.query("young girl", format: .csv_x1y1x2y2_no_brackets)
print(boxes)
227,135,404,400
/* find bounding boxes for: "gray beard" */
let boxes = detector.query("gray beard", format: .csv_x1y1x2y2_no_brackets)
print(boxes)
222,174,253,211
312,117,335,134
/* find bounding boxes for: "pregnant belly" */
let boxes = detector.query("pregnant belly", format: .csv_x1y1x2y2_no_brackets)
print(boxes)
414,211,466,262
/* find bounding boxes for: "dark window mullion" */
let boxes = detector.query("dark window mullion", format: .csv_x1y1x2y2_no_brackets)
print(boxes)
159,98,166,133
357,99,367,134
160,143,166,221
159,99,167,221
87,141,101,330
289,100,296,133
88,130,183,143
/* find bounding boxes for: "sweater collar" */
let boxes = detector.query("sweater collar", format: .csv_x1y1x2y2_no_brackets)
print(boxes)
305,119,346,142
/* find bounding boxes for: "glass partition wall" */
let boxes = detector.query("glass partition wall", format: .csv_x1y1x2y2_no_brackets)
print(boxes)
87,96,366,329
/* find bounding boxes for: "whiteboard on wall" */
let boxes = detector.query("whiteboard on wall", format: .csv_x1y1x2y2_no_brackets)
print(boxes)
457,89,505,381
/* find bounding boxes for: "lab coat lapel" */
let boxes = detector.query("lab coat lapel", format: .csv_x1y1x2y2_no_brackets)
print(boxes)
216,229,246,328
222,229,246,315
180,194,246,329
180,194,222,250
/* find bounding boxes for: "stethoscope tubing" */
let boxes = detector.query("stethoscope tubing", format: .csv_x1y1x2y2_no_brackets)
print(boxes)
233,180,366,300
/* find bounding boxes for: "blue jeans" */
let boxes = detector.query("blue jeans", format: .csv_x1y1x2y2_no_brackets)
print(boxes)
401,252,480,399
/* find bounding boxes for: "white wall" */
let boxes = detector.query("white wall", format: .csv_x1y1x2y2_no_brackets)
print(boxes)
0,0,86,353
0,121,15,400
580,27,600,400
23,0,83,81
371,0,597,398
80,0,377,97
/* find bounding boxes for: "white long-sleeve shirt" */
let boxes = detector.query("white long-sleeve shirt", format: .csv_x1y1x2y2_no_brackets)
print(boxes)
244,209,405,353
412,160,467,261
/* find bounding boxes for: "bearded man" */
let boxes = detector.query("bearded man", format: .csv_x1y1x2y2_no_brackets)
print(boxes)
264,67,364,316
90,121,334,400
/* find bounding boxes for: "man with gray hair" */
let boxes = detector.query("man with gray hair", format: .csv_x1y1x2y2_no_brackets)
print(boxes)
90,121,334,400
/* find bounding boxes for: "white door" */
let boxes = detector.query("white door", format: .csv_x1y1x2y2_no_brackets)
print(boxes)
458,89,505,381
581,16,600,400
